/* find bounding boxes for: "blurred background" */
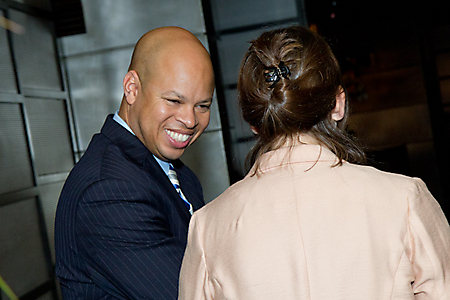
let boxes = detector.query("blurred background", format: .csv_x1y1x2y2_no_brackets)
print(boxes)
0,0,449,298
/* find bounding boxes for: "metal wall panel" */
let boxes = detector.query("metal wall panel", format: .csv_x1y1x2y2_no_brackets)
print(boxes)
65,47,132,150
25,98,74,176
11,0,52,11
36,292,53,300
196,34,222,133
61,0,206,56
39,181,65,263
9,10,62,92
0,10,17,93
0,102,34,194
210,0,298,31
206,94,222,132
0,198,49,296
182,130,230,202
223,88,253,140
232,139,255,176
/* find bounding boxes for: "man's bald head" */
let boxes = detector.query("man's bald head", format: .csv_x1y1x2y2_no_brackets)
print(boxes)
127,26,212,88
119,27,215,161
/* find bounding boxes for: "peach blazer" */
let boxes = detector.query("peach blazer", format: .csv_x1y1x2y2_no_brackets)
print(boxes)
179,143,450,300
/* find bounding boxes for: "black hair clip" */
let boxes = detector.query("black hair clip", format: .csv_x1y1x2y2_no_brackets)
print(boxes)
264,61,291,88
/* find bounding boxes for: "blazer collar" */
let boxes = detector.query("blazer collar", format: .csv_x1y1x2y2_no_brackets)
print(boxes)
249,141,340,177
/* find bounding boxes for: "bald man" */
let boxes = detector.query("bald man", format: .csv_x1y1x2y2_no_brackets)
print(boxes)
55,27,215,299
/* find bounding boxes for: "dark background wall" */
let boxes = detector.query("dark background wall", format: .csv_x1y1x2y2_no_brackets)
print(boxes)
302,0,450,216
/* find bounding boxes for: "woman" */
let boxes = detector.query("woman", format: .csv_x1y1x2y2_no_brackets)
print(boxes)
179,26,450,299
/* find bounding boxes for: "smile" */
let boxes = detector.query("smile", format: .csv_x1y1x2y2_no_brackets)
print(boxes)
165,129,190,142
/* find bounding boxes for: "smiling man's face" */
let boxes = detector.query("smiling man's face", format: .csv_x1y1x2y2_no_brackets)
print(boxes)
125,44,215,161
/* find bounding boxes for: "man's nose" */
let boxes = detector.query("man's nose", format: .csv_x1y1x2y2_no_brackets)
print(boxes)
178,106,197,129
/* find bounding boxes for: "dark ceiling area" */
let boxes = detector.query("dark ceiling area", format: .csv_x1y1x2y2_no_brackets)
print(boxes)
304,0,450,72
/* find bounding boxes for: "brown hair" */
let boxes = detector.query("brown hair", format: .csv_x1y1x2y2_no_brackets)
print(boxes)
238,26,366,173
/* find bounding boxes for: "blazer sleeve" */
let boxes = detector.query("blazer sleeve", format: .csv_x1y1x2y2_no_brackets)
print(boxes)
179,214,215,300
407,178,450,299
76,178,186,300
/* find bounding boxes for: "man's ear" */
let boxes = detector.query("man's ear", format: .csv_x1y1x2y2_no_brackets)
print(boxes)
123,70,140,105
331,88,346,121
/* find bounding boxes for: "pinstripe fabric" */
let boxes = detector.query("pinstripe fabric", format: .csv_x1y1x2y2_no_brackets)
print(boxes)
55,115,204,299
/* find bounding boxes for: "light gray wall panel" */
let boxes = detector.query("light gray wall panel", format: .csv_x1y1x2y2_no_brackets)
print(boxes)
195,33,222,133
0,103,34,194
0,198,49,296
39,181,65,263
9,10,62,92
205,92,221,132
66,48,131,150
25,98,74,176
0,11,17,94
223,88,240,129
61,0,206,56
223,88,254,177
223,88,253,140
182,130,230,203
210,0,298,30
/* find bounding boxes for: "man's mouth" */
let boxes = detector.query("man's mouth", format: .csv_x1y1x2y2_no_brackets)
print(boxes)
165,129,190,143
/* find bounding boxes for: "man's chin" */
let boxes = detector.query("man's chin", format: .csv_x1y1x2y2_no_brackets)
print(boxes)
159,149,185,161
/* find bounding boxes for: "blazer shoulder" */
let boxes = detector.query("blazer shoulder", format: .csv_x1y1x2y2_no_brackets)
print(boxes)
341,162,416,184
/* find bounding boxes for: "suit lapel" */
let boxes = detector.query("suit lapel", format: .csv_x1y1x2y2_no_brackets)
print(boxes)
142,155,192,225
101,115,191,226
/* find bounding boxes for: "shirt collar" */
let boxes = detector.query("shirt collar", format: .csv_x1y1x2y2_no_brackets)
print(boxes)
113,110,135,135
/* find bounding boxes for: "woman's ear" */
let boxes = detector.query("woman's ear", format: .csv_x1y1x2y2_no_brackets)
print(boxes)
251,126,259,135
123,70,140,105
331,88,346,121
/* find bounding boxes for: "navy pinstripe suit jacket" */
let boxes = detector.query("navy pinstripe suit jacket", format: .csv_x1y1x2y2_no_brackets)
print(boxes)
55,115,205,299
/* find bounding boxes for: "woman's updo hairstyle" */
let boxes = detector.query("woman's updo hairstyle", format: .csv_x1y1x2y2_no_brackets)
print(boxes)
238,26,365,173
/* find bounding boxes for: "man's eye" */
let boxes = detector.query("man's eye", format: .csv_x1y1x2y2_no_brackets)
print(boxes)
166,99,180,104
196,103,211,111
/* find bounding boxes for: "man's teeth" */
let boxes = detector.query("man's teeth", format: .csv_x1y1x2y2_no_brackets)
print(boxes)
166,130,189,142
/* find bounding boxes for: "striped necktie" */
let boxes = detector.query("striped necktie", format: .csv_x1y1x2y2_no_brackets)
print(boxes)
168,164,193,215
